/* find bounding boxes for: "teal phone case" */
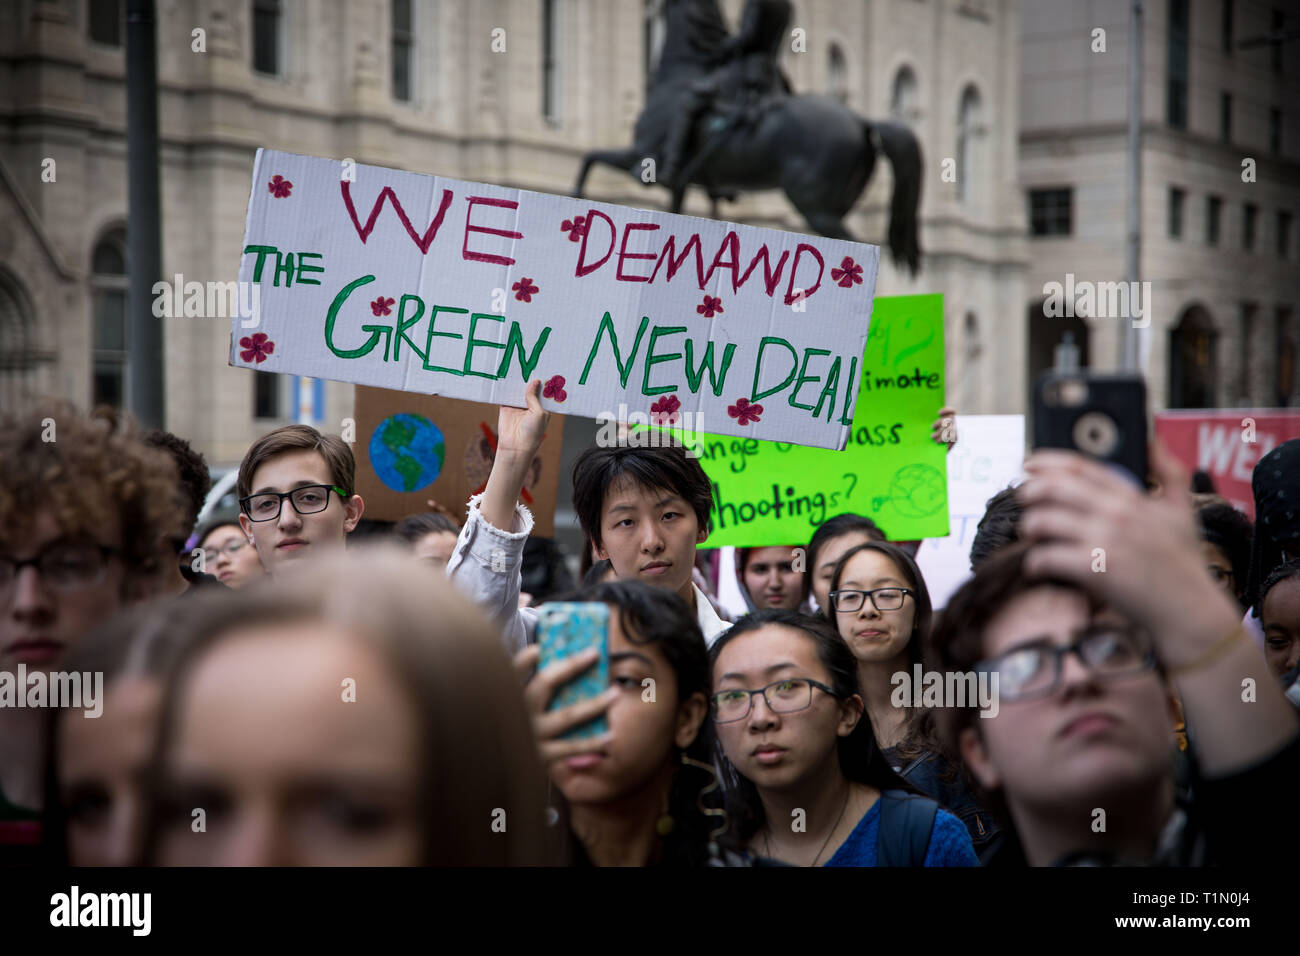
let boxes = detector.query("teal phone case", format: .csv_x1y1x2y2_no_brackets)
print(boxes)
537,603,610,740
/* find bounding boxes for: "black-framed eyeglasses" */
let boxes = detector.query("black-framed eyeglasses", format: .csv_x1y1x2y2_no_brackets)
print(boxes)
202,539,250,564
239,484,348,522
710,678,840,723
829,587,914,613
975,627,1157,703
0,542,119,591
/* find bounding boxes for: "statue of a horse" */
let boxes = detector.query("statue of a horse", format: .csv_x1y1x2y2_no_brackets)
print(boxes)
572,0,923,275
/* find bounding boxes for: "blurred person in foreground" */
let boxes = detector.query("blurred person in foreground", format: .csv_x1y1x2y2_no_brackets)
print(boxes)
42,599,193,865
141,548,550,865
0,404,185,853
931,446,1299,866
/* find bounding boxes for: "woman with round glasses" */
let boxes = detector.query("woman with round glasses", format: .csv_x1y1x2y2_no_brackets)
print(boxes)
827,540,1001,856
708,609,976,866
196,521,264,589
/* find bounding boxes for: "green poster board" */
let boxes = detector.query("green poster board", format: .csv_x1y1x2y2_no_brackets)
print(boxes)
691,294,948,546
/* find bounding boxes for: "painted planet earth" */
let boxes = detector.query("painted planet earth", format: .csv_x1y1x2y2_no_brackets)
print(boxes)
888,463,947,519
369,414,445,493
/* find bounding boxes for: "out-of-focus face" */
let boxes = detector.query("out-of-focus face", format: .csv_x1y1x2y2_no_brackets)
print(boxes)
1200,541,1237,601
1,510,126,675
154,622,422,865
59,677,161,866
1262,576,1300,679
712,624,859,792
960,586,1175,816
549,606,706,807
831,549,916,665
595,478,707,602
810,531,873,614
413,531,458,567
238,450,363,575
743,547,803,610
200,524,264,589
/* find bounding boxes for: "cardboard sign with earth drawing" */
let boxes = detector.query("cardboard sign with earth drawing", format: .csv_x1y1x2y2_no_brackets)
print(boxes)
354,388,566,535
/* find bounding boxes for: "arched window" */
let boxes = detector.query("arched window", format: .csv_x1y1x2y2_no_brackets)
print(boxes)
891,66,918,124
957,84,982,203
1168,305,1218,408
91,228,128,409
0,274,50,410
828,44,848,104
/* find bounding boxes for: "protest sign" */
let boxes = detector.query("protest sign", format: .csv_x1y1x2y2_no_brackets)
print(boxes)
915,415,1026,609
688,294,949,546
1155,409,1300,519
230,149,880,450
352,387,566,535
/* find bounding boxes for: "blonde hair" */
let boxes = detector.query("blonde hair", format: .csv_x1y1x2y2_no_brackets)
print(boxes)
145,548,553,865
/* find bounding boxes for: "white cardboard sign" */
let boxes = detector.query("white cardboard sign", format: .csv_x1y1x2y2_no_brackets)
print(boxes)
230,149,880,450
915,415,1026,609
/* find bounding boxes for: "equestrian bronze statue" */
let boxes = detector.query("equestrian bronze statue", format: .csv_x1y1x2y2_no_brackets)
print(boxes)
572,0,923,275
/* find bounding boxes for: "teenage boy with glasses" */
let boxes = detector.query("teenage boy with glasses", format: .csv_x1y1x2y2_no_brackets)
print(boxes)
236,425,365,575
0,404,186,839
931,447,1300,866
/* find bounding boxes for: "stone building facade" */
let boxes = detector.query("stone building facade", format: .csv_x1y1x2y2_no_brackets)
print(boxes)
1020,0,1300,412
1,0,1026,473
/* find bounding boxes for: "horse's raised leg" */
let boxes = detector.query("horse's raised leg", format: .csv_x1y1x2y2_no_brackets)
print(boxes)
572,147,643,198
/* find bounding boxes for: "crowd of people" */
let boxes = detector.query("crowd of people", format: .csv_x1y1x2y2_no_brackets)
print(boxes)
1,381,1297,867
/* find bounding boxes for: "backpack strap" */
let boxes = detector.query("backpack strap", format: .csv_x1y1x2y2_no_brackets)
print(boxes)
876,789,939,867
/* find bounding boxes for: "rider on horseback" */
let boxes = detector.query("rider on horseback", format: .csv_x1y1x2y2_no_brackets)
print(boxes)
658,0,794,187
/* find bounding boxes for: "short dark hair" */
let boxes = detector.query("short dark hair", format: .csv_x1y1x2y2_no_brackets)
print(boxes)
394,511,460,543
143,430,211,535
237,424,356,500
970,485,1021,571
709,609,909,845
801,513,887,607
1195,500,1253,608
1260,559,1300,616
571,445,712,551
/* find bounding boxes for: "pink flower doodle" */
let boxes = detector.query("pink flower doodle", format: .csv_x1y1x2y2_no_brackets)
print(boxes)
512,277,539,302
727,397,763,426
239,332,276,364
696,295,724,318
650,394,682,426
370,296,395,316
543,375,567,402
560,216,587,242
267,174,293,198
830,256,863,289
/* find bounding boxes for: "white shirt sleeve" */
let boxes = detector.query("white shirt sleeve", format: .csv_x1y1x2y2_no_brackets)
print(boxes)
445,492,538,655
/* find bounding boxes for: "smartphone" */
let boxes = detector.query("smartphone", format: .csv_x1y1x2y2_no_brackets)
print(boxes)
1033,371,1149,486
536,602,610,740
